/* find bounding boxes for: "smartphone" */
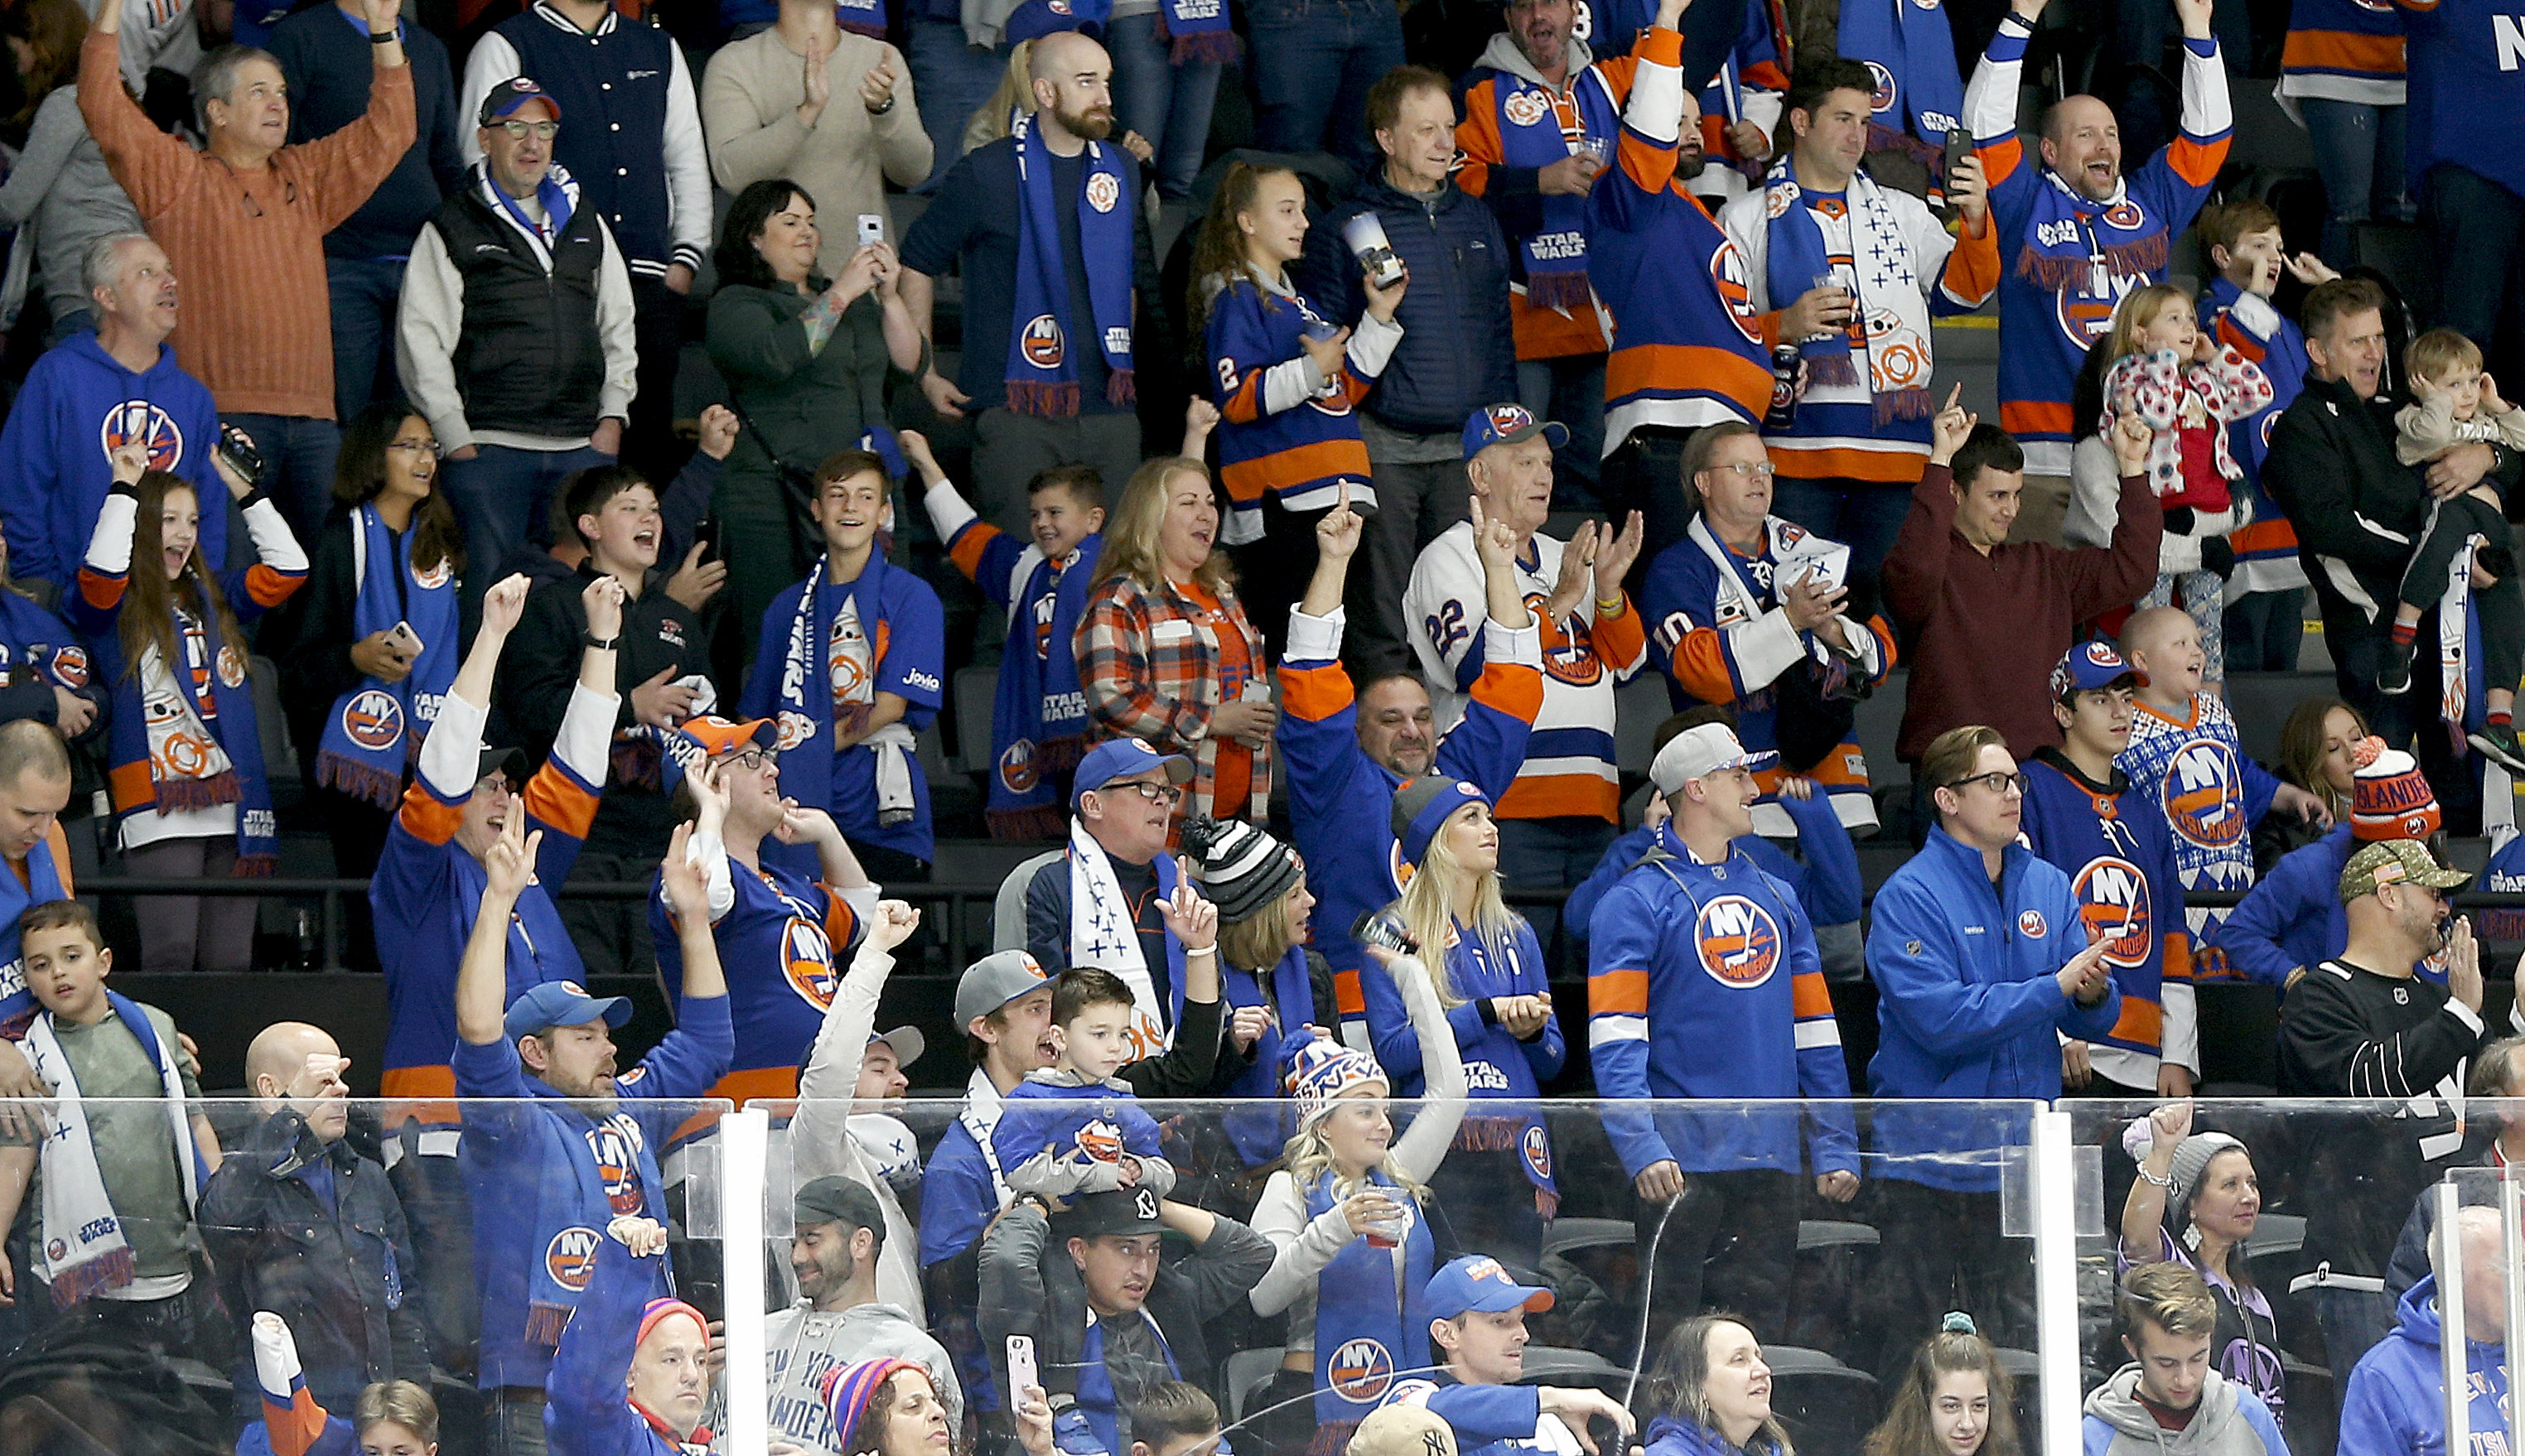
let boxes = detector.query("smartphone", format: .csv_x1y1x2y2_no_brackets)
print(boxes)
216,422,265,485
693,515,722,564
857,214,886,247
1943,127,1972,191
1006,1333,1040,1396
385,620,425,659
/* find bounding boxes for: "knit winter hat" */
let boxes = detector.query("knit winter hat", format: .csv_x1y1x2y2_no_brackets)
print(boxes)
1289,1035,1389,1126
636,1296,709,1352
1181,815,1303,926
1391,774,1491,870
2119,1121,2248,1208
2351,735,2441,841
823,1357,919,1454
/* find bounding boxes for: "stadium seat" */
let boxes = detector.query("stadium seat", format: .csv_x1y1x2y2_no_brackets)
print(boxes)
994,848,1064,952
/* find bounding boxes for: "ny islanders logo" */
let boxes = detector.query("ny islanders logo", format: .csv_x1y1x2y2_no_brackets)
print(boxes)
546,1226,601,1290
1694,895,1780,987
2055,270,2139,350
2074,856,2153,968
1711,241,1764,345
1021,315,1066,369
2162,738,2245,851
584,1121,645,1215
99,401,183,473
1866,60,1897,113
1329,1339,1396,1403
1000,737,1040,794
1526,591,1605,687
340,689,405,752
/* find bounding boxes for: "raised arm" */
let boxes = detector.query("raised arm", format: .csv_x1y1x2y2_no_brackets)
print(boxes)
455,807,538,1046
2120,1100,2189,1256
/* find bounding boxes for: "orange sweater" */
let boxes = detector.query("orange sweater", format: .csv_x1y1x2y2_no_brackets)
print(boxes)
79,31,413,419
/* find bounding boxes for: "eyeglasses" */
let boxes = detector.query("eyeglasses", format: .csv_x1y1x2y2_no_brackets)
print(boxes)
1701,460,1777,481
730,748,777,772
495,119,560,140
1101,780,1181,807
1944,770,2031,798
388,438,443,458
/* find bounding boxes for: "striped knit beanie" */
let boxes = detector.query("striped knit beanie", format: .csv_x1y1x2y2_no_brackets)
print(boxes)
1180,815,1303,925
823,1357,918,1454
1289,1034,1389,1126
636,1296,708,1351
2350,735,2441,841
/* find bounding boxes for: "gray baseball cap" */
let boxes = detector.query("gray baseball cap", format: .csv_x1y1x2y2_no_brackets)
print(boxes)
954,949,1050,1028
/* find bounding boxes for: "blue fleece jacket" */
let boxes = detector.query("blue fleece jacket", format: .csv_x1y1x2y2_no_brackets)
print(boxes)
2214,823,2451,989
0,332,223,591
1564,793,1864,944
2338,1274,2511,1456
1294,177,1516,436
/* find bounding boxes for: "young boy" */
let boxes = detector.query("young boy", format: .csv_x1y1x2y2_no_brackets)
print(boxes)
0,899,221,1348
2378,329,2525,771
1132,1381,1227,1456
988,967,1177,1204
739,444,948,882
2020,643,2194,1097
2117,608,2329,958
2199,201,2334,673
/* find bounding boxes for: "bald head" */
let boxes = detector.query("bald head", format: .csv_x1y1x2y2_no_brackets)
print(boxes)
2039,94,2122,202
247,1021,351,1142
1027,31,1113,143
2118,605,2204,704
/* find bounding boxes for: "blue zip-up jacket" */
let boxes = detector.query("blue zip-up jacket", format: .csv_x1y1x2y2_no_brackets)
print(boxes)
1564,793,1863,943
2214,823,2455,990
1387,1377,1556,1456
1586,825,1857,1179
2338,1274,2511,1456
1293,178,1516,436
544,1232,692,1456
1867,826,2122,1189
0,331,224,591
453,994,733,1391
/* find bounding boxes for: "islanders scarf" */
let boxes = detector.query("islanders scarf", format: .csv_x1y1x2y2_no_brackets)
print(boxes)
109,594,280,873
1494,66,1622,312
1758,161,1932,420
0,826,69,1027
1840,0,1963,166
1303,1167,1434,1427
769,552,900,871
1152,0,1237,63
25,992,200,1306
316,505,459,809
524,1103,660,1348
2015,170,2170,297
1006,113,1137,417
987,537,1100,837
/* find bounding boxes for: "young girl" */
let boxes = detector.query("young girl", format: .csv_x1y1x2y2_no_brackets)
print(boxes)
2098,284,2275,692
2120,1102,2284,1415
1190,161,1406,641
71,438,305,973
1364,774,1563,1269
1248,948,1464,1455
1861,1314,2020,1456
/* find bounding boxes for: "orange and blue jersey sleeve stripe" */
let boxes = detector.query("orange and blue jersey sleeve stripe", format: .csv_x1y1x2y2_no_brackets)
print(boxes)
1602,24,1688,224
945,517,1022,604
1934,206,2002,314
397,776,466,845
818,881,863,953
524,754,602,843
241,561,304,611
1588,596,1649,676
1455,76,1504,198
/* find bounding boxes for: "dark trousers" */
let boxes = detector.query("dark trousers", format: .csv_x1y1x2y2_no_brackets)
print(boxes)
223,412,344,550
2426,164,2525,378
439,444,608,610
1518,354,1608,511
560,849,659,977
1859,1177,2035,1380
1246,0,1406,179
319,785,392,974
849,837,934,882
1354,438,1470,679
1428,1145,1545,1273
973,407,1147,538
1232,492,1330,663
2223,586,2306,672
1769,475,1917,595
1603,427,1696,591
627,272,689,482
1632,1167,1800,1363
490,1386,548,1456
326,254,408,422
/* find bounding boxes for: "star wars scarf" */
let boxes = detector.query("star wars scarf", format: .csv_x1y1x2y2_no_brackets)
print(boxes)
1758,160,1932,420
316,504,458,809
987,538,1100,838
1493,67,1622,312
1840,0,1963,161
1006,113,1137,418
25,992,200,1306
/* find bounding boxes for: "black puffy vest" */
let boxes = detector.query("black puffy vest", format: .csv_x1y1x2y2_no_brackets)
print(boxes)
432,185,608,437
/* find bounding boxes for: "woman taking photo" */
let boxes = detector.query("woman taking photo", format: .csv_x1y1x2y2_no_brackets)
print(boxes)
1364,773,1562,1267
707,177,925,663
1863,1314,2020,1456
1246,943,1463,1456
70,436,306,973
2256,697,2368,870
2120,1101,2283,1415
1077,450,1267,831
1644,1314,1794,1456
1188,160,1403,644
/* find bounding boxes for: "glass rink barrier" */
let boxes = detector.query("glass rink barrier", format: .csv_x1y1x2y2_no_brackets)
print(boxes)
0,1093,740,1456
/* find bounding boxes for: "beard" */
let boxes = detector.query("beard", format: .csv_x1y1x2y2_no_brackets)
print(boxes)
1056,99,1114,141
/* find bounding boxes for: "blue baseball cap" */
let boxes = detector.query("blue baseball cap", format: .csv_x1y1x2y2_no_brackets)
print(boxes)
1425,1255,1555,1319
479,75,562,127
505,980,633,1041
2049,641,2146,703
1462,403,1568,463
1072,737,1192,810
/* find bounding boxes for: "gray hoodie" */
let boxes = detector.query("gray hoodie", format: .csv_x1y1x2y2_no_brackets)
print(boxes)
708,1299,965,1455
2079,1363,2291,1456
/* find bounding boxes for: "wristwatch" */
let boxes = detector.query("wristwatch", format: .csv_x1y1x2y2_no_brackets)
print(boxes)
582,630,620,651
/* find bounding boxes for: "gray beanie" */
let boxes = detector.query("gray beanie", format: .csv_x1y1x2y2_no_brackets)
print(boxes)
2124,1120,2248,1209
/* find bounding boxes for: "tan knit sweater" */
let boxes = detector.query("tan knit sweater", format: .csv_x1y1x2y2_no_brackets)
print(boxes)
80,31,414,419
700,26,931,278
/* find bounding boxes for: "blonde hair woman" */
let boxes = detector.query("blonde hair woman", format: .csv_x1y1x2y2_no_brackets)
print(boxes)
1078,456,1272,831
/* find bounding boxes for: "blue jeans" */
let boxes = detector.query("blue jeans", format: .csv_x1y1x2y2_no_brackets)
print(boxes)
905,13,1011,190
2222,586,2306,673
1769,475,1916,591
326,254,408,422
1105,12,1223,200
221,412,343,549
1247,0,1404,178
1518,354,1606,512
440,443,607,597
2426,162,2525,356
2299,98,2413,268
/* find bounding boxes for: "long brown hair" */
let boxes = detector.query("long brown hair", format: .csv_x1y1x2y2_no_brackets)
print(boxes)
7,0,86,106
1088,457,1235,597
1863,1319,2020,1456
1185,161,1301,339
118,471,246,685
333,404,464,581
1645,1314,1794,1456
2276,697,2368,822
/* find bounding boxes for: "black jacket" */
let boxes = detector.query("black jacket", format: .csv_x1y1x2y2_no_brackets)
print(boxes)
197,1109,431,1422
1295,174,1517,436
496,564,704,856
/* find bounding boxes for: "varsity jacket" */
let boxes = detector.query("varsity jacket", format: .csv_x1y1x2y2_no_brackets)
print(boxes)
2118,692,2280,912
396,164,639,454
1716,170,2001,482
1203,266,1399,542
1292,176,1517,436
370,685,607,1116
1589,23,1778,455
2082,1366,2287,1456
2338,1276,2511,1456
1407,523,1645,824
1639,513,1895,832
543,1233,702,1456
0,332,224,591
2203,279,2309,595
459,2,710,279
1866,826,2123,1190
1586,826,1858,1179
1455,31,1637,361
1966,14,2231,473
453,994,733,1390
2020,749,2196,1078
2276,957,2522,1285
1563,795,1865,978
2279,0,2407,107
2397,0,2525,204
1277,603,1543,1050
